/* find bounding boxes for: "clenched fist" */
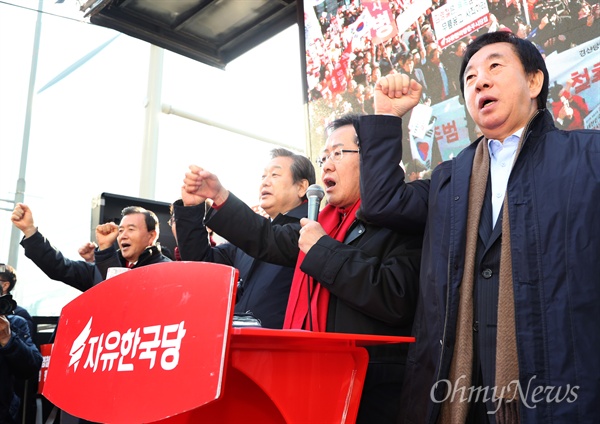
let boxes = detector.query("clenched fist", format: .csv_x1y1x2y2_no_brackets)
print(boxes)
11,203,37,238
78,242,97,263
374,74,423,118
95,222,119,250
0,315,11,347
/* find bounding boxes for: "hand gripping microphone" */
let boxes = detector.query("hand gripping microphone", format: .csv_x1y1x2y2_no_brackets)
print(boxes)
306,184,325,221
304,184,325,331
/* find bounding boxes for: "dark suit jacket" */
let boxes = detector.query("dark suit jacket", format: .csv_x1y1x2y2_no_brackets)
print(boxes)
203,192,422,424
174,199,307,328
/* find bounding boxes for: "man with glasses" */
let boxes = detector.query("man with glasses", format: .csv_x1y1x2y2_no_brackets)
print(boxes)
181,114,422,424
174,148,315,329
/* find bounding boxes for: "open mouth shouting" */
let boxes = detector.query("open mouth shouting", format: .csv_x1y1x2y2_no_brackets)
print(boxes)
323,176,336,192
478,95,497,111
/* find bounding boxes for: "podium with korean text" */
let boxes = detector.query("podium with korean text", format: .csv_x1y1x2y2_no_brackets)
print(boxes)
42,262,414,423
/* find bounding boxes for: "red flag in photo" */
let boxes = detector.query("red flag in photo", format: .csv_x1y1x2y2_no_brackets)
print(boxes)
327,41,353,95
364,1,398,44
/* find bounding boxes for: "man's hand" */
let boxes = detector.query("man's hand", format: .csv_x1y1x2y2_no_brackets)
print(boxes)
78,242,97,263
0,315,11,347
95,222,119,250
183,165,230,207
298,218,327,254
11,203,37,238
558,104,574,120
180,183,206,207
374,74,423,118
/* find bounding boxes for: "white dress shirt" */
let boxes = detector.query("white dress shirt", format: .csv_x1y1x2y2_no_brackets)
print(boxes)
487,128,523,228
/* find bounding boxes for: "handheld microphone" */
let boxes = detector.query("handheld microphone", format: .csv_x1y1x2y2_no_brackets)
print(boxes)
306,184,325,221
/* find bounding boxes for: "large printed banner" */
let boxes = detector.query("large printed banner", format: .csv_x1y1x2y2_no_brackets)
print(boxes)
431,0,490,48
304,0,600,172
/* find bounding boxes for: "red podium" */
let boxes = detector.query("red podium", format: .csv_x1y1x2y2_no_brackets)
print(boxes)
42,262,414,423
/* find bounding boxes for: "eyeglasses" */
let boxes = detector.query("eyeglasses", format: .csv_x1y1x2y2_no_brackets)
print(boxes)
168,216,175,227
316,147,359,168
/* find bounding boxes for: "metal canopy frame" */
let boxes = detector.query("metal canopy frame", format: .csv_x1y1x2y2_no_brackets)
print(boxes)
84,0,299,69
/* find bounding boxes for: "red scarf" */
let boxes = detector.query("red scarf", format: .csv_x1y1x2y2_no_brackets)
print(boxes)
283,199,361,331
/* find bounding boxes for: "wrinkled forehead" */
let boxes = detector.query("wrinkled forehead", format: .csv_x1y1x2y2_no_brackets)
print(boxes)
119,213,146,230
464,42,517,74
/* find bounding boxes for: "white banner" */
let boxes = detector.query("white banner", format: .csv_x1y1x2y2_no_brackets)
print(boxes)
546,36,600,115
431,0,489,48
395,0,432,34
584,103,600,130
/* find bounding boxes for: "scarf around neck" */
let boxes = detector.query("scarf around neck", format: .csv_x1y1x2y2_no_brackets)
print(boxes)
283,199,361,331
440,135,523,424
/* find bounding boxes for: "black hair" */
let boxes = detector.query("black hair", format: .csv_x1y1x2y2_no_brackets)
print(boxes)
270,148,316,201
326,113,362,146
0,263,17,293
459,31,549,109
396,50,414,66
379,58,394,75
121,206,159,234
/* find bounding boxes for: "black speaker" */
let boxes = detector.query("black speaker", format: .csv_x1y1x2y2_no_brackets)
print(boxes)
90,192,177,259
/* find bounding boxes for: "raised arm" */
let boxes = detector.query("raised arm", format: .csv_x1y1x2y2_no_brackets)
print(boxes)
182,166,301,267
12,203,101,290
204,192,301,267
357,74,431,234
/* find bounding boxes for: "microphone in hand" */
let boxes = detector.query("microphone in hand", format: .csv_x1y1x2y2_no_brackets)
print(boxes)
306,184,325,222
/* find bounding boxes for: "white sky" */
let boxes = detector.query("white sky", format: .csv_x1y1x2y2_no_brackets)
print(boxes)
0,0,308,315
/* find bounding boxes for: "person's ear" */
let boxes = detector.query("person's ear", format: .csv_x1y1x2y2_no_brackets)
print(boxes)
529,69,544,101
149,230,158,246
0,281,9,295
297,179,310,198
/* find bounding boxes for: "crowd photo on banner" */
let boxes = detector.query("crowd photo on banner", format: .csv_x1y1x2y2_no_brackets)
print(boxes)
304,0,600,172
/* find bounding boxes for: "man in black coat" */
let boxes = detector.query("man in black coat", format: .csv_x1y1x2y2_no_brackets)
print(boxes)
0,264,37,424
358,32,600,423
182,114,422,424
11,204,171,291
0,308,42,424
174,148,316,328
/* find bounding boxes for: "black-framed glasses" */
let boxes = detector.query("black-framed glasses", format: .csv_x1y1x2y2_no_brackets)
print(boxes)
316,148,359,168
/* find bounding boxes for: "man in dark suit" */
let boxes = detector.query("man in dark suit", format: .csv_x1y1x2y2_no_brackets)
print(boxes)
174,148,316,329
182,114,422,424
